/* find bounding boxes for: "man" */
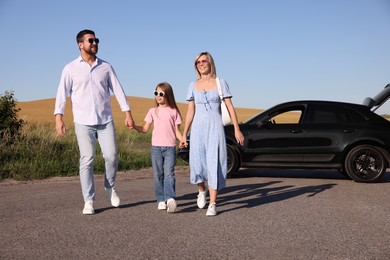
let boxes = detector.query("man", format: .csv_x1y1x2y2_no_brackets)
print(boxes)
54,29,134,215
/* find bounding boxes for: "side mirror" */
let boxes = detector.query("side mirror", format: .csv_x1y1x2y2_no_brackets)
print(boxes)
259,119,272,127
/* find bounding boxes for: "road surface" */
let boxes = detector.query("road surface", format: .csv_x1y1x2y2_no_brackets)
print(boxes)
1,167,390,259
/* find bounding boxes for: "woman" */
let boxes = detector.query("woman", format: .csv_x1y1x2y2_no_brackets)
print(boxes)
180,52,244,216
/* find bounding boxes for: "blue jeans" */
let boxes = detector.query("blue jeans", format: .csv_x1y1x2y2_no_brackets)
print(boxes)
151,146,176,202
74,121,118,201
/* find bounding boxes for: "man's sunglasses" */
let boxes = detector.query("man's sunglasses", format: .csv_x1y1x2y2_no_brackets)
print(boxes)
88,38,100,44
154,91,165,97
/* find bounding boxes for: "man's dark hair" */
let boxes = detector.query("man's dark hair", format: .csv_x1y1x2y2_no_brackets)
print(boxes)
76,29,95,43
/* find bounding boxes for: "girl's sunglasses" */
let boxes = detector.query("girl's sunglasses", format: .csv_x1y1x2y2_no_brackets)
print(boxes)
154,91,165,97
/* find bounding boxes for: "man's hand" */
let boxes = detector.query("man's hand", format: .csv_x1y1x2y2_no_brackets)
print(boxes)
55,114,66,136
125,110,134,129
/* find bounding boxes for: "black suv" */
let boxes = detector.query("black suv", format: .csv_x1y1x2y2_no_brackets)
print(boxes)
179,84,390,183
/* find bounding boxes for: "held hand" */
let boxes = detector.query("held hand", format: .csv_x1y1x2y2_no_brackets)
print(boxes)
125,111,134,129
179,141,188,148
125,118,134,129
179,137,188,148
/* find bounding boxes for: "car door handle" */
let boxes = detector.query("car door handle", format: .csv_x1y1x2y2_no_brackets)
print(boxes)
343,129,355,133
290,130,304,134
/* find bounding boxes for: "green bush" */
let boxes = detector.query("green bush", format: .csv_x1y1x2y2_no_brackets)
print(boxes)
0,91,25,143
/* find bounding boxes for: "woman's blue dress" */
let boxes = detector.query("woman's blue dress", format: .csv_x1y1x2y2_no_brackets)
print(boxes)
185,78,232,190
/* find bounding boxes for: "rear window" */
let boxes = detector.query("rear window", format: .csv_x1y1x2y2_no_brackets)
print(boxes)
309,104,350,124
347,106,390,125
346,107,368,123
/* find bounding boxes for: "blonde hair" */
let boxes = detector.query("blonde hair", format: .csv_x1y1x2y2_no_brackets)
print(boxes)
194,52,217,79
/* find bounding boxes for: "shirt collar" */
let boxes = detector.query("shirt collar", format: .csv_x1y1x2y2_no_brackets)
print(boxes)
78,55,100,65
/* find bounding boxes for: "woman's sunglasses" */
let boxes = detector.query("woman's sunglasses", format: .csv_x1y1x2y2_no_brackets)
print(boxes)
154,91,165,97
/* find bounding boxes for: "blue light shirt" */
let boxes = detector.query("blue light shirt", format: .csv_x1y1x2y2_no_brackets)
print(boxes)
54,56,130,125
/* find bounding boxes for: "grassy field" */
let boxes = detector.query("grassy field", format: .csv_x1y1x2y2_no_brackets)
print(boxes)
17,96,263,129
5,96,387,181
18,97,388,128
0,97,263,181
10,96,377,180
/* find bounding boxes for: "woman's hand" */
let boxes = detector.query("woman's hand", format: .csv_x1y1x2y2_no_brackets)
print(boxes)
235,130,244,145
179,136,188,148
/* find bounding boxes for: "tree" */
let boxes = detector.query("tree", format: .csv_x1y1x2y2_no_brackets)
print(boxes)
0,91,25,143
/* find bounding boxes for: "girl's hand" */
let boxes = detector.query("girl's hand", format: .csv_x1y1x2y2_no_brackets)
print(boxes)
179,137,188,148
179,141,187,148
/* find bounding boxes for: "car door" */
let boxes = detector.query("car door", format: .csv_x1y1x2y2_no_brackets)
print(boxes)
243,104,306,163
302,103,358,164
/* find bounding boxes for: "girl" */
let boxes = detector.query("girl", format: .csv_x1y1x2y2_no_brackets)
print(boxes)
133,82,183,213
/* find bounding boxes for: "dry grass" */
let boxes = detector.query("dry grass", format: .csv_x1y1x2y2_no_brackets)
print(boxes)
17,97,263,128
9,96,297,180
19,98,386,127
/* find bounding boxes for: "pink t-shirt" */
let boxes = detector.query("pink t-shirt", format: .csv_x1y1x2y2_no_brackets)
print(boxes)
144,106,182,147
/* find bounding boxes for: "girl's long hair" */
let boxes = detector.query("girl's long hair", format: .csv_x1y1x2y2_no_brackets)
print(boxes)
155,82,182,117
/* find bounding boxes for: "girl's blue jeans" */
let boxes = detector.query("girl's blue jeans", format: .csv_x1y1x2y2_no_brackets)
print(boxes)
151,146,176,202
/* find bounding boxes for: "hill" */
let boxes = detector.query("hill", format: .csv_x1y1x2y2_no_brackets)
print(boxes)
17,97,262,128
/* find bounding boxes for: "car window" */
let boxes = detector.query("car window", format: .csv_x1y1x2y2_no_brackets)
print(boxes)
346,107,368,123
309,104,350,124
248,104,305,125
270,110,302,124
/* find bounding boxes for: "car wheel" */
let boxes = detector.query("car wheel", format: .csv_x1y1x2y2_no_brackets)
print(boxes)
227,144,240,178
344,145,386,183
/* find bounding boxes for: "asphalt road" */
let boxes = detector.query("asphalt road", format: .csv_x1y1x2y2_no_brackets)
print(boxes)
1,166,390,259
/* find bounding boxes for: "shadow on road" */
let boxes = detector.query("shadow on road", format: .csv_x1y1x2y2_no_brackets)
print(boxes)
177,180,336,215
104,168,390,215
234,168,390,182
175,168,390,215
95,200,156,214
218,182,336,214
176,169,342,215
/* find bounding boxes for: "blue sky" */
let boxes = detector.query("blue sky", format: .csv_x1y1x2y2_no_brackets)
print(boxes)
1,0,390,114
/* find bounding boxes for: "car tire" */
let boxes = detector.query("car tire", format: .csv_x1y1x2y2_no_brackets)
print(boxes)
344,145,386,183
227,144,240,178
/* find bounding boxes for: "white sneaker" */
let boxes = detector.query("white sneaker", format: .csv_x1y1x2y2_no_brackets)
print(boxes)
167,198,177,213
83,201,95,215
206,203,217,216
197,190,207,209
106,188,120,207
158,201,167,210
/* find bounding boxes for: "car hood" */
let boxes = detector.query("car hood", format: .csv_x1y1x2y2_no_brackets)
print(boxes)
363,84,390,111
